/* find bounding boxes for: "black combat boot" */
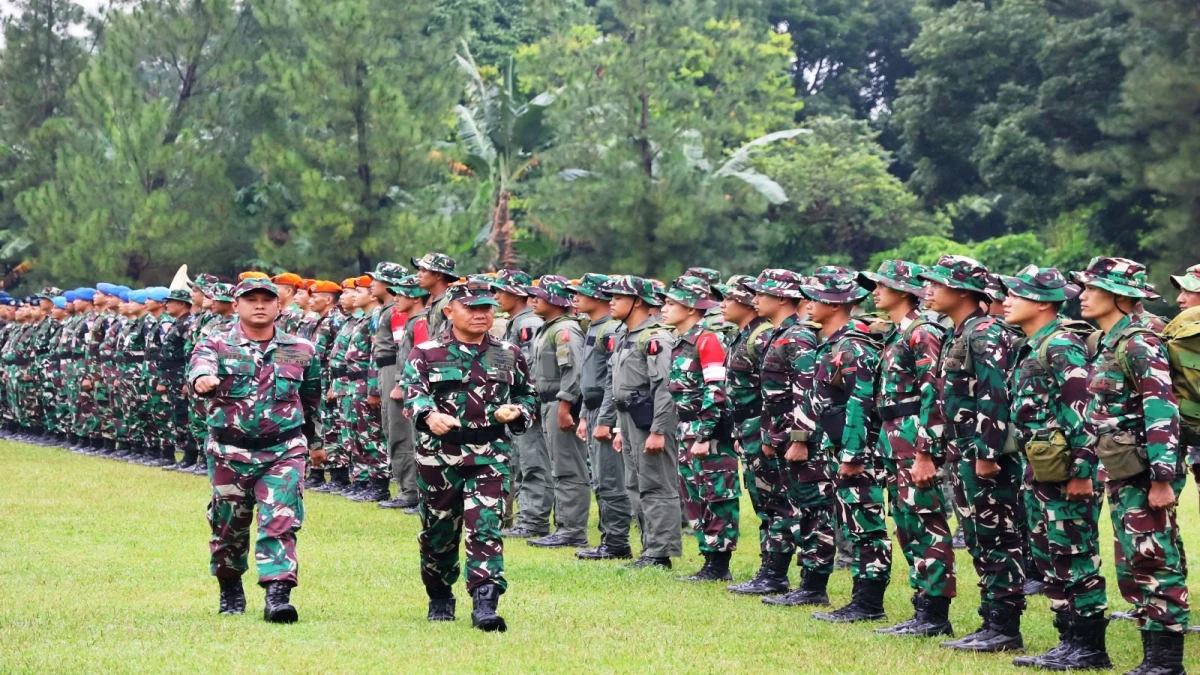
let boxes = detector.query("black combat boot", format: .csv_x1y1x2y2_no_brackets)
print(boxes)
321,467,349,494
575,542,634,560
943,604,998,649
680,551,732,582
812,578,888,623
1037,614,1113,671
350,477,391,503
729,552,790,595
952,604,1024,653
623,556,672,570
878,594,924,635
304,469,326,490
892,594,954,637
427,585,456,622
100,438,117,455
150,444,176,467
379,495,418,510
1131,630,1186,675
263,581,298,623
217,577,246,615
1014,612,1074,668
470,583,507,632
762,568,830,607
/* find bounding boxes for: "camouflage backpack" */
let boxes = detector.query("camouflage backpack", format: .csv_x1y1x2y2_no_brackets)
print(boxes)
1163,307,1200,445
1035,319,1103,372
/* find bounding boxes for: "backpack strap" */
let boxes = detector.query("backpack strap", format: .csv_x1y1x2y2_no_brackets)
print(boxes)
744,321,773,361
1113,324,1156,385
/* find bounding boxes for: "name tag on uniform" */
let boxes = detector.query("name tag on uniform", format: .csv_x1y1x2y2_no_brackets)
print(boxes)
274,348,311,367
490,349,516,372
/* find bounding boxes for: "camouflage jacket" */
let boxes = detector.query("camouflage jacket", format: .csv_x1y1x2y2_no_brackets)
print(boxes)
531,314,584,403
668,322,728,442
331,308,379,397
876,310,946,461
760,314,819,448
188,323,320,451
99,315,126,370
724,317,772,442
325,310,360,397
143,313,168,380
1010,317,1094,480
277,303,307,336
813,319,880,463
198,313,235,342
1084,314,1181,482
936,309,1015,461
156,312,195,390
402,333,537,467
700,309,738,348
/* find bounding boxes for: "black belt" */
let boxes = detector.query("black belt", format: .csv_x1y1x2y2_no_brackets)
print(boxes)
879,400,921,422
212,426,304,450
437,425,507,446
539,391,561,404
160,358,186,368
731,407,760,424
376,355,397,367
331,366,348,378
942,420,976,440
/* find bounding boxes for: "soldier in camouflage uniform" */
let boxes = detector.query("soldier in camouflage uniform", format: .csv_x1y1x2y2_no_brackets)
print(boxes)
67,288,102,453
142,288,176,465
379,274,428,511
859,261,957,637
920,256,1027,653
190,278,320,623
605,276,682,569
337,275,390,500
685,266,737,347
493,269,552,539
572,274,635,560
158,288,198,470
304,280,346,491
1074,257,1190,673
998,266,1112,670
271,273,307,335
661,275,741,581
526,276,592,549
412,253,459,340
322,278,362,493
366,262,413,507
88,285,125,454
401,280,537,631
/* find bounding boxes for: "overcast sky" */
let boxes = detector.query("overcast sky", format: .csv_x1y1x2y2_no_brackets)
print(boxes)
0,0,105,47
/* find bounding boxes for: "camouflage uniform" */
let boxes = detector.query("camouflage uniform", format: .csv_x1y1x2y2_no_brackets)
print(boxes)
367,262,413,504
158,291,197,465
69,301,100,445
381,273,428,506
324,304,360,474
338,304,389,487
116,308,151,453
400,281,537,599
189,280,321,588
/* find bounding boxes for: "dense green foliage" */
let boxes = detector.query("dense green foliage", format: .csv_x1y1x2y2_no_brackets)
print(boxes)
0,0,1197,287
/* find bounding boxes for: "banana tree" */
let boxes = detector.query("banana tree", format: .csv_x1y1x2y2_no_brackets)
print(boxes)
454,40,555,269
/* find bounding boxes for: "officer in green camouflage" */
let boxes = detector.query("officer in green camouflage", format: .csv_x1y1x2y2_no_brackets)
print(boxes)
1074,257,1189,673
998,265,1112,670
859,261,957,637
401,279,537,631
685,267,737,347
920,255,1027,653
158,288,198,470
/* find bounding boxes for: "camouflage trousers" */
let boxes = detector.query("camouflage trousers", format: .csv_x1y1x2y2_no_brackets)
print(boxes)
206,439,306,585
677,437,741,553
833,462,892,582
340,395,389,483
1025,472,1107,619
418,462,510,595
322,395,349,470
741,428,794,554
785,463,836,575
72,364,99,439
98,364,121,441
951,454,1026,610
1107,476,1190,633
883,456,957,598
146,384,172,449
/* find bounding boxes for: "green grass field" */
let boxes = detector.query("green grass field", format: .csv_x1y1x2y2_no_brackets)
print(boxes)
1,442,1198,674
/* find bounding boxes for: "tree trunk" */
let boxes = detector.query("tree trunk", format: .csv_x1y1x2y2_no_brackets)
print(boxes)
490,190,514,270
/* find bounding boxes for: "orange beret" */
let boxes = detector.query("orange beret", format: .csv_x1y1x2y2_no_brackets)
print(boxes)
354,275,372,288
238,271,269,281
301,278,317,291
311,280,342,294
341,277,357,290
272,273,303,287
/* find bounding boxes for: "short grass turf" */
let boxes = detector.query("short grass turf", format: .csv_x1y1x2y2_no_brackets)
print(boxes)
1,442,1198,674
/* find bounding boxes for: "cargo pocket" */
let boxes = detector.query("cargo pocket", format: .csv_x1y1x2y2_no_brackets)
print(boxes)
700,456,741,502
273,363,304,400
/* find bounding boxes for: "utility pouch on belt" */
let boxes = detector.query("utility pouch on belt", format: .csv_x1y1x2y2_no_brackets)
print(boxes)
617,391,655,430
1096,430,1148,481
1025,430,1071,483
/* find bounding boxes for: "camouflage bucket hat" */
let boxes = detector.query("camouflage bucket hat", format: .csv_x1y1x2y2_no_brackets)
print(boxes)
36,286,64,300
982,274,1008,304
233,278,280,299
368,261,409,287
650,279,667,304
410,252,460,280
801,266,869,304
666,275,718,310
746,268,805,299
568,273,612,300
388,274,430,299
999,265,1080,303
858,260,926,297
191,273,219,293
684,267,722,286
918,255,990,293
1170,264,1200,293
1070,256,1160,300
528,275,575,308
166,288,194,304
448,279,499,307
713,274,757,306
492,269,533,296
603,275,663,307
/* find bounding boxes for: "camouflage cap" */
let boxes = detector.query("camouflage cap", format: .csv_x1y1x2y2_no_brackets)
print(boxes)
191,273,219,292
568,273,612,300
528,275,574,308
1070,256,1160,300
746,268,805,299
650,279,667,304
684,267,722,286
801,266,869,305
713,274,757,306
918,255,990,293
447,279,499,307
603,275,663,307
492,269,533,296
233,277,279,299
36,286,63,300
166,288,194,304
410,252,460,280
665,275,718,310
368,261,409,287
1170,264,1200,293
859,260,926,297
389,274,430,299
998,264,1081,303
983,274,1008,303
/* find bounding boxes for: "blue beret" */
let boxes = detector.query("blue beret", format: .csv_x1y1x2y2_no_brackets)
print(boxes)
0,291,9,299
74,288,97,302
145,287,169,303
52,297,67,309
128,289,148,304
118,289,130,302
96,282,117,295
64,290,78,302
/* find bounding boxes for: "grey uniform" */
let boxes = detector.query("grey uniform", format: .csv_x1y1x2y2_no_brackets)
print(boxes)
583,314,633,550
505,305,553,534
375,301,418,502
610,316,681,558
426,290,450,340
532,314,591,540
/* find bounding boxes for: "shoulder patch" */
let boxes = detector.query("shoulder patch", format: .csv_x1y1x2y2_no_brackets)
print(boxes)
416,340,440,350
647,339,662,356
519,327,533,342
